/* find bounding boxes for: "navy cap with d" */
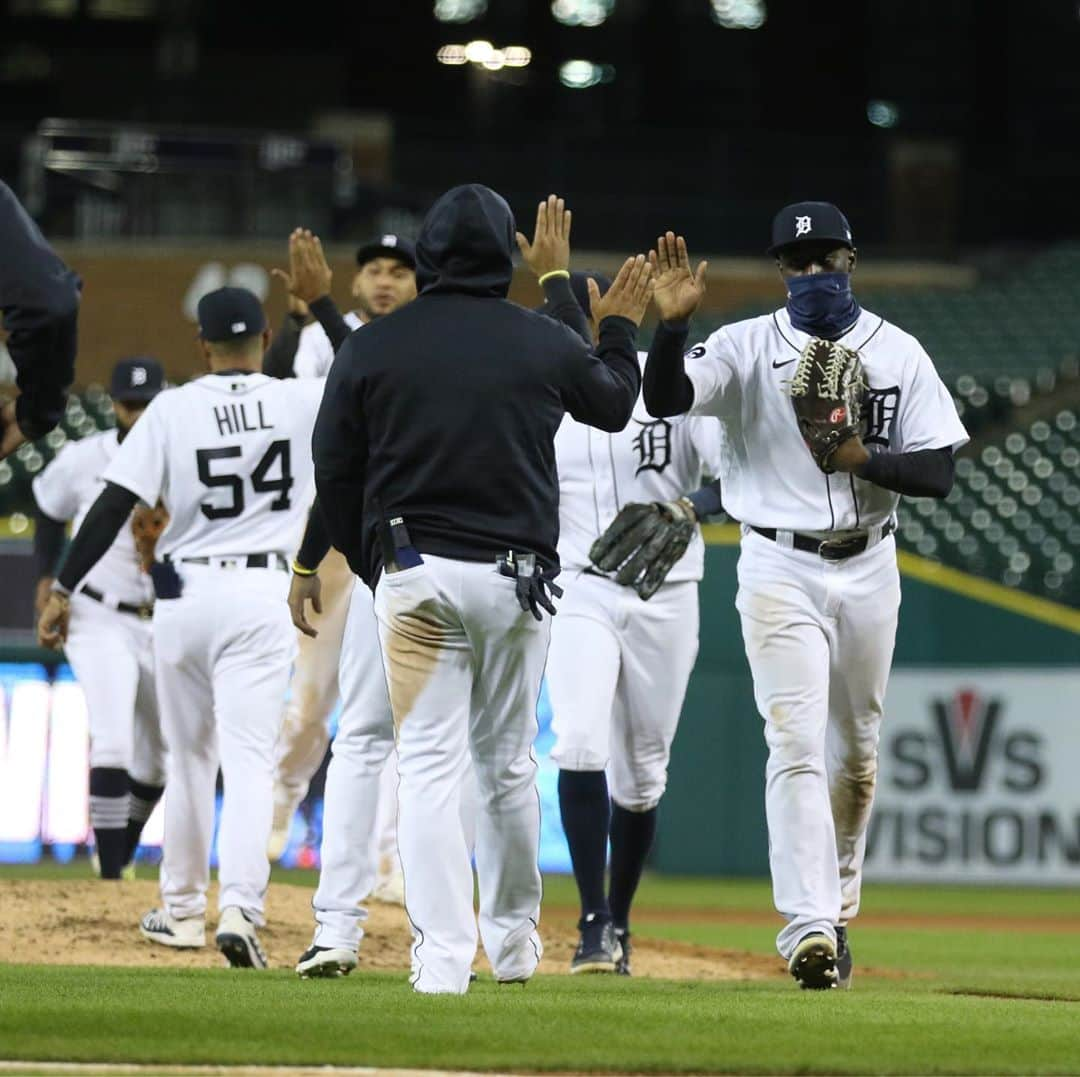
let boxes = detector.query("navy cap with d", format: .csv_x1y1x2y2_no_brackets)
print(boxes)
196,286,267,342
768,202,854,256
356,233,416,270
110,356,165,402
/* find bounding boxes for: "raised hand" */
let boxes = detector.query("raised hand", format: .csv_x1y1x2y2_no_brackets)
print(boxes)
515,194,572,278
590,254,654,328
649,232,707,323
270,228,333,308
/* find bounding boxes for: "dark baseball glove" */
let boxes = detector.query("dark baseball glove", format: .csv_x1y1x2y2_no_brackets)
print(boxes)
131,502,169,572
786,338,866,473
589,499,697,601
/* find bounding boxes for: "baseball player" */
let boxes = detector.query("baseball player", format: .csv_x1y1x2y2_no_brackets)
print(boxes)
32,357,167,880
264,232,417,904
537,272,724,975
289,199,581,978
0,180,80,459
313,185,652,994
38,286,325,969
642,207,967,989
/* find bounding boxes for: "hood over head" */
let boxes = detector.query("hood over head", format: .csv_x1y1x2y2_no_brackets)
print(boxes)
415,184,516,298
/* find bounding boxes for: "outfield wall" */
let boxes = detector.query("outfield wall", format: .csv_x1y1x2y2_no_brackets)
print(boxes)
656,536,1080,883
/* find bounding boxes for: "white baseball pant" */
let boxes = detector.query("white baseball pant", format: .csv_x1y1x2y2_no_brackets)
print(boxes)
152,564,296,924
311,581,395,950
736,529,900,959
374,554,548,995
64,594,165,786
547,572,699,811
273,547,401,870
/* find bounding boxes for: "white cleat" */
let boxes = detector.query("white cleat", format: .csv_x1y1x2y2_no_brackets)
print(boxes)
215,906,269,969
295,944,359,979
139,908,206,949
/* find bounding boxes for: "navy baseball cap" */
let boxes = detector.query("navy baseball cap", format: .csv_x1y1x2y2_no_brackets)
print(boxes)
356,233,416,270
110,357,165,402
197,286,267,342
768,202,854,256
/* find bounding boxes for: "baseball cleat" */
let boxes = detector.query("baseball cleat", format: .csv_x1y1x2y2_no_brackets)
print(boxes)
570,913,623,974
614,928,632,976
216,906,269,969
295,944,359,979
835,925,853,990
788,932,839,990
139,908,206,949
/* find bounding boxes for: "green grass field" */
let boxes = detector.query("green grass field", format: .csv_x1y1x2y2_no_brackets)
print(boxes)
1,862,1078,1075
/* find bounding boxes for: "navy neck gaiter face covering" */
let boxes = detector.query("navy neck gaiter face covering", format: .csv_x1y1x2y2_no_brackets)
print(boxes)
786,272,861,340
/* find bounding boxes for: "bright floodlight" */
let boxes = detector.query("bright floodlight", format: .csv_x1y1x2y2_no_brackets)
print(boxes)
503,46,533,68
436,44,469,65
867,100,900,128
709,0,766,29
464,39,495,63
552,0,615,28
559,59,610,89
434,0,487,22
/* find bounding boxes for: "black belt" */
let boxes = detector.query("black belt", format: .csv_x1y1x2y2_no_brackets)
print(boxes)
751,521,895,562
175,553,288,571
80,585,154,620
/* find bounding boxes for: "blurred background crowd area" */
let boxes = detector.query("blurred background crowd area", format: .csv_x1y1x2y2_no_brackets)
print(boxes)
1,0,1079,613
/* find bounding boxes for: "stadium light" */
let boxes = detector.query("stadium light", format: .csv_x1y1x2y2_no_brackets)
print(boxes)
434,0,487,22
436,44,469,65
438,42,531,70
559,60,614,89
867,100,900,128
552,0,615,28
709,0,766,29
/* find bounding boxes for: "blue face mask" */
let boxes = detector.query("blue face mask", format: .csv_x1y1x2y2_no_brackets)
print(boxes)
786,272,861,340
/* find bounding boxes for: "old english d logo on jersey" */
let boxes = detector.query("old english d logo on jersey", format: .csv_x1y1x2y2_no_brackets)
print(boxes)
631,418,672,476
862,385,900,446
933,689,1000,792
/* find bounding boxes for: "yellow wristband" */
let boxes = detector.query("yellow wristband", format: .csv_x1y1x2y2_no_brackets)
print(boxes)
291,560,318,577
538,269,571,285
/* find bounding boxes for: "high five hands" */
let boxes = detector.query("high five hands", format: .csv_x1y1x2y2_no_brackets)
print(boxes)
649,232,707,323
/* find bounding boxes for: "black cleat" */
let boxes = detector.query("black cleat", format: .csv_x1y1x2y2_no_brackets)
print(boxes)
614,928,632,976
835,925,853,990
788,932,838,990
295,944,358,978
570,913,622,974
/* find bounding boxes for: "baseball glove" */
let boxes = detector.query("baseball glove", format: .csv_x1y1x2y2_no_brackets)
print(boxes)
786,338,866,473
589,500,697,601
131,502,169,572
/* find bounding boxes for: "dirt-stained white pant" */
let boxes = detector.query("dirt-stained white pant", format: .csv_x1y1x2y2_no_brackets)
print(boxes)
374,555,548,995
65,593,165,786
736,529,900,960
547,572,699,811
273,547,400,870
152,565,295,924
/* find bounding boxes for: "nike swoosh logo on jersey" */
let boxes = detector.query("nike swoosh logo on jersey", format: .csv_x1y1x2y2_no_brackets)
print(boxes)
772,358,797,369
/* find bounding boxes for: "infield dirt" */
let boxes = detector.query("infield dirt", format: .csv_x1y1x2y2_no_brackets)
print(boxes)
0,879,785,980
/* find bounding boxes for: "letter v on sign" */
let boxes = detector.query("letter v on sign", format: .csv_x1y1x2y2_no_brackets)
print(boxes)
932,689,1000,793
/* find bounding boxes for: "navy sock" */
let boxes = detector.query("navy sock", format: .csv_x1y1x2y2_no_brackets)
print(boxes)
89,767,130,879
126,777,164,863
608,803,658,931
557,770,611,920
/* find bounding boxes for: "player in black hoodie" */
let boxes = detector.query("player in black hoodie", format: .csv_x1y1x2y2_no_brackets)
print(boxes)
311,183,652,994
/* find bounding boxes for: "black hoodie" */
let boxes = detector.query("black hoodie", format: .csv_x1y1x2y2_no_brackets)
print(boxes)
312,183,641,584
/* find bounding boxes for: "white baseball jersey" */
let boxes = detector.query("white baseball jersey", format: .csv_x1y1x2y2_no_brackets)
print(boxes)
683,307,968,532
33,430,153,607
103,372,323,560
555,356,724,584
294,311,363,380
